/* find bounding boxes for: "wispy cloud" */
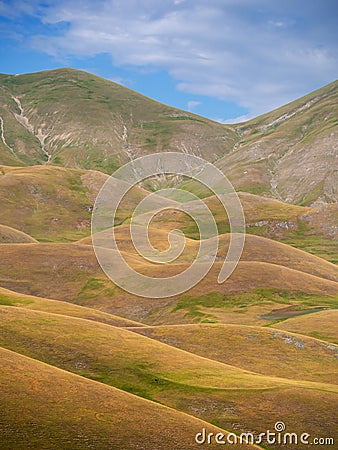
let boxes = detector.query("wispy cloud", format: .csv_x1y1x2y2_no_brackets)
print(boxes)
215,113,255,124
3,0,338,117
187,100,201,111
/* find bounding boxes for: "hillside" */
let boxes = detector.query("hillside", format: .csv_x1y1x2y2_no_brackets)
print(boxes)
0,241,337,323
0,68,337,449
0,164,336,263
0,286,144,327
0,306,337,448
0,69,337,204
216,80,338,204
1,347,238,450
132,323,337,384
0,224,37,243
271,309,338,344
0,69,236,171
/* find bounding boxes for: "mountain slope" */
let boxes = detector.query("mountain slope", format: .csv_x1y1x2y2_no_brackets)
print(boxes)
0,69,336,204
216,80,338,204
0,68,236,170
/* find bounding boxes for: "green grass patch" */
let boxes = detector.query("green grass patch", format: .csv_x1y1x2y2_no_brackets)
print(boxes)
278,233,338,264
166,115,206,123
75,277,118,304
299,181,325,206
307,331,338,345
240,185,267,195
173,289,338,319
0,294,33,307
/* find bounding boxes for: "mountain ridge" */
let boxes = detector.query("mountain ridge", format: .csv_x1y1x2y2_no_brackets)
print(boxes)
0,68,337,204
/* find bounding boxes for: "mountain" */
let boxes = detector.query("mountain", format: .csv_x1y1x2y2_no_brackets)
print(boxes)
0,68,337,204
216,80,338,204
0,68,236,170
0,68,337,449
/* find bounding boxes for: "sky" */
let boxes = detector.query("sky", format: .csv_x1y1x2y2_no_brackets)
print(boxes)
0,0,337,123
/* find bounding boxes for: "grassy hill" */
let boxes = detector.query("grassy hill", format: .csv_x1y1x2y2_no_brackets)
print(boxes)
131,323,337,384
0,163,336,263
0,165,92,241
0,224,37,243
1,346,239,450
0,306,336,448
0,286,143,327
216,80,338,204
271,309,338,344
0,68,236,171
0,67,337,449
0,69,337,204
0,241,337,324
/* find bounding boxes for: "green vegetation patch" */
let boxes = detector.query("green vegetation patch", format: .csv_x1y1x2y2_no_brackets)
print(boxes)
75,277,119,304
0,293,33,307
166,115,206,123
173,289,338,321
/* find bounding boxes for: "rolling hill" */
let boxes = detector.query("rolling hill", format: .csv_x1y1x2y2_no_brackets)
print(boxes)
271,309,338,344
131,323,337,384
0,306,336,448
0,68,337,449
0,240,336,323
0,286,144,328
1,346,241,450
0,163,336,263
0,224,37,243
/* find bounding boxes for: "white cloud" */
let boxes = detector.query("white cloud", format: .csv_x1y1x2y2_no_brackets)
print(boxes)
187,100,201,111
9,0,338,117
215,113,255,124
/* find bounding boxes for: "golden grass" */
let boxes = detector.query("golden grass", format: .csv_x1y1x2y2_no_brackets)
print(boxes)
1,306,337,446
1,71,337,448
0,242,337,322
271,310,338,344
0,165,92,241
131,323,338,384
0,286,144,327
1,305,324,392
0,242,100,300
0,224,38,243
81,223,338,281
237,192,310,221
1,346,240,449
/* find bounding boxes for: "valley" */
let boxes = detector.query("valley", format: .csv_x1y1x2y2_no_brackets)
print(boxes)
0,69,337,449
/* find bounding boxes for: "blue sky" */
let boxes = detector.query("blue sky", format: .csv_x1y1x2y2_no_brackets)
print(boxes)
1,0,337,122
